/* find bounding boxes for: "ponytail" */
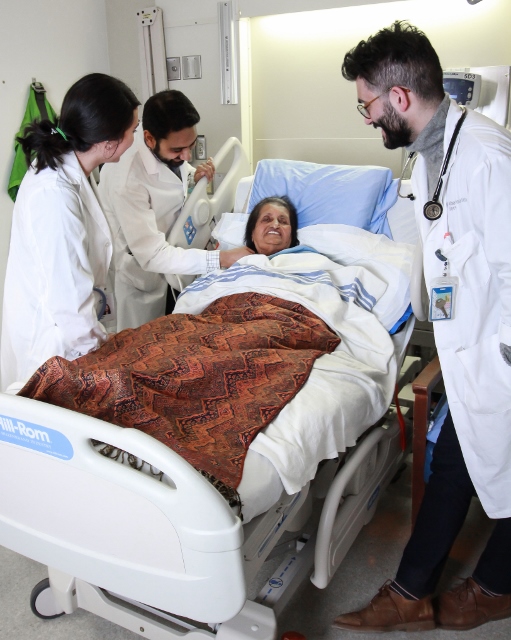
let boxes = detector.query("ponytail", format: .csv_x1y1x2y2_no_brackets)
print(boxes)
17,118,71,173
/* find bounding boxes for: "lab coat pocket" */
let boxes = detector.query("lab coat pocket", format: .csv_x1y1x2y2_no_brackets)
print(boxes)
443,230,490,288
117,252,163,292
456,333,511,414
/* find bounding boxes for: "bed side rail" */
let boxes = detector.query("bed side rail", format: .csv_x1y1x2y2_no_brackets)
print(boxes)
166,137,250,291
0,392,245,622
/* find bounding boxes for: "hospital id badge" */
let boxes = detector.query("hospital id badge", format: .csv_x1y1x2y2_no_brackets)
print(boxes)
429,277,458,322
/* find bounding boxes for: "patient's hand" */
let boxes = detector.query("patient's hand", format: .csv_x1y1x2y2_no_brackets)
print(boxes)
220,247,254,268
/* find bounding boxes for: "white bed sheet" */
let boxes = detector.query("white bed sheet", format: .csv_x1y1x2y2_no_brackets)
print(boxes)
6,176,415,525
175,241,413,496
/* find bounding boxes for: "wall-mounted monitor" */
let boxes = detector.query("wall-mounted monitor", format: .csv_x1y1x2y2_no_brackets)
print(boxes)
443,71,482,108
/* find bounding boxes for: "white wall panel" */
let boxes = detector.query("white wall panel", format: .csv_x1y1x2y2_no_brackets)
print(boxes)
105,0,154,101
162,21,243,161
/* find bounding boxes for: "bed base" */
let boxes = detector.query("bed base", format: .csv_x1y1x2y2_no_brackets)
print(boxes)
15,412,408,640
0,356,414,639
33,569,277,639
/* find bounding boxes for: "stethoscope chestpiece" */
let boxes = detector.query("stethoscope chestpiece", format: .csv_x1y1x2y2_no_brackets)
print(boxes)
423,200,443,221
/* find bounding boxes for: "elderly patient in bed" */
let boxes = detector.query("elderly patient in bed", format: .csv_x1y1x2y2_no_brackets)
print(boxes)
19,195,351,504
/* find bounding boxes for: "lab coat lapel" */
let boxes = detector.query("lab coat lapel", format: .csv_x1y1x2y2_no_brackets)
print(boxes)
138,134,186,191
58,153,110,237
440,102,465,198
80,170,112,246
414,101,465,241
411,155,430,240
138,133,161,177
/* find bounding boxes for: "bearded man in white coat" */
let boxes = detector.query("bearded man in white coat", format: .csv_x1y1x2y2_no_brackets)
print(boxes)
332,21,511,634
98,90,251,330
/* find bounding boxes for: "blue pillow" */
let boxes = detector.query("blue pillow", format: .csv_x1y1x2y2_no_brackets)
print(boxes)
247,159,398,238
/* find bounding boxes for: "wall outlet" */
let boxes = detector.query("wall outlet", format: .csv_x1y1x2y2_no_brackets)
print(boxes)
195,135,206,160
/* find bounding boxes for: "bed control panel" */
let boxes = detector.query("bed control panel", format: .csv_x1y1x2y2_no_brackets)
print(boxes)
183,215,197,245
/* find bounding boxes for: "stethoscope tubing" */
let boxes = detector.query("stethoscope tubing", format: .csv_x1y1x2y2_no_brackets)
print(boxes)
423,107,467,221
396,107,468,222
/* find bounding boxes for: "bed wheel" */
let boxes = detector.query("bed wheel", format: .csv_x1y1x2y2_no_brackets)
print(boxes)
30,578,66,619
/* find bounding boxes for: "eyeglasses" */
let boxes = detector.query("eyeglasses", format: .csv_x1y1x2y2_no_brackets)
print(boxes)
357,87,411,118
357,90,390,118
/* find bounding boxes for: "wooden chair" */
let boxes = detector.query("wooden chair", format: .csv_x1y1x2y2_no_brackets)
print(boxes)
411,355,442,526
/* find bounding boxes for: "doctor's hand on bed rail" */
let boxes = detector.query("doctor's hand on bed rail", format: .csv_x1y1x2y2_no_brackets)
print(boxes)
193,157,215,183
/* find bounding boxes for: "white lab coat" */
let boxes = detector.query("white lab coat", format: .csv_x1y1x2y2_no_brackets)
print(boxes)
98,133,210,330
0,152,112,392
412,101,511,518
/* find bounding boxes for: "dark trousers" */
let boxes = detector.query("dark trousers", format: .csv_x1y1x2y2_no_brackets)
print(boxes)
395,410,511,598
165,284,178,315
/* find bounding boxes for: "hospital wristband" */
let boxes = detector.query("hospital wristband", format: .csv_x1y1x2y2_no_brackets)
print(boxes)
206,251,221,272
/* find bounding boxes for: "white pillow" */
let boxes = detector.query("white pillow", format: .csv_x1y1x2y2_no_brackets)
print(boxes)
212,212,249,250
212,214,413,269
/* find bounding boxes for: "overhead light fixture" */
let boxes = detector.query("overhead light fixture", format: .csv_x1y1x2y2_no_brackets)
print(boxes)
136,7,168,104
467,0,483,4
218,1,239,105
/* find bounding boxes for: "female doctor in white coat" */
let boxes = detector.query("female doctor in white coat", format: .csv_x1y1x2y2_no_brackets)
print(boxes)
0,73,140,392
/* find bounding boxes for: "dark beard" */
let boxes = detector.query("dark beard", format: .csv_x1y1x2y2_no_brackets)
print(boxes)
153,141,184,169
373,102,413,150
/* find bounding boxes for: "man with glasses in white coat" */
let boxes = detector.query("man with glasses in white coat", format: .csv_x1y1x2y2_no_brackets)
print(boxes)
333,20,511,634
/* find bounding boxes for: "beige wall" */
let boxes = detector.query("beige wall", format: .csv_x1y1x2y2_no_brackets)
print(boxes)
132,0,511,173
104,0,155,102
161,18,242,164
250,0,511,173
148,0,404,166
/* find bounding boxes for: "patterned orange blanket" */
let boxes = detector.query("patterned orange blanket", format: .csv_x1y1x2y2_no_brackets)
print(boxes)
19,293,340,490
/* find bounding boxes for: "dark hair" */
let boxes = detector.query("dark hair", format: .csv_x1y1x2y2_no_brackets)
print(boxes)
142,90,200,140
244,196,299,253
17,73,140,173
342,21,445,103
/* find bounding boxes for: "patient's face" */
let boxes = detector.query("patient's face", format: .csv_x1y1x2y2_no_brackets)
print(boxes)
252,204,292,255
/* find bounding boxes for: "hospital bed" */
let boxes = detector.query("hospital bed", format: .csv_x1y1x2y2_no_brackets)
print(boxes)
0,140,430,640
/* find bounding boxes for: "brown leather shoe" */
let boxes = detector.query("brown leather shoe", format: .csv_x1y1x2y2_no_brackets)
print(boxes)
436,577,511,630
332,581,435,632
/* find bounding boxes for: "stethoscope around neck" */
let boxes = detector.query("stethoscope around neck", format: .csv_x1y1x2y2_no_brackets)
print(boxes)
397,107,468,221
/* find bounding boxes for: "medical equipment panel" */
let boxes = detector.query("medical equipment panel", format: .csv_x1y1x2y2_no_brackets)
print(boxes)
444,65,511,127
442,71,481,108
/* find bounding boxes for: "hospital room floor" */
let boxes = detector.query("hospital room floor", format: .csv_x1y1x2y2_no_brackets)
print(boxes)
1,455,509,640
